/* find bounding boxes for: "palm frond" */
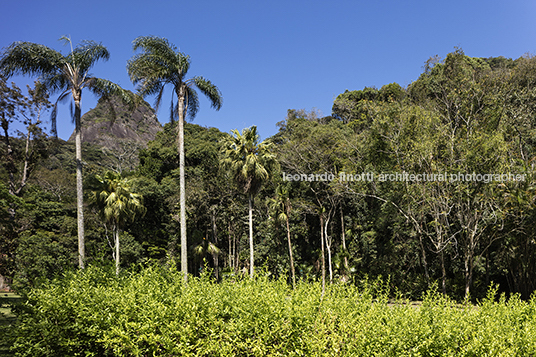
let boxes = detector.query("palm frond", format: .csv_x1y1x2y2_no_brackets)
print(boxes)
86,78,138,108
75,40,110,68
193,76,223,110
220,126,278,196
177,52,191,76
132,36,178,62
207,242,221,256
70,101,74,123
58,35,72,47
127,36,221,123
169,96,177,123
0,42,64,79
40,71,69,93
66,41,109,77
153,83,166,113
89,171,146,227
128,36,185,87
49,90,71,136
185,86,199,120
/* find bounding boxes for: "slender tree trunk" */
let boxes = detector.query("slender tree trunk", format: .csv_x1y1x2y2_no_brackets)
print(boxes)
228,221,233,271
464,255,473,299
234,232,239,274
464,237,474,300
286,214,296,289
232,221,239,273
325,216,333,284
212,210,219,280
2,115,32,197
418,233,430,286
178,88,187,281
485,248,490,288
74,94,85,269
16,126,31,195
249,194,254,278
1,117,16,197
320,214,326,297
440,250,447,295
1,118,17,220
115,227,120,276
340,206,349,275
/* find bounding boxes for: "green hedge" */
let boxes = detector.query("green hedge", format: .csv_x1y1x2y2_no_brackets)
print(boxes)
9,265,536,356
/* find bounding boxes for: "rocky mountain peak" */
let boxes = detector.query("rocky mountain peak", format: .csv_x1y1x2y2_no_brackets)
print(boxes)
68,95,162,171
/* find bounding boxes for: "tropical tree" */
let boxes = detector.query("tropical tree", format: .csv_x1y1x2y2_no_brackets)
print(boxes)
127,36,223,281
10,81,51,196
221,126,278,278
0,37,134,268
268,184,296,288
193,236,221,275
89,171,145,275
0,75,24,196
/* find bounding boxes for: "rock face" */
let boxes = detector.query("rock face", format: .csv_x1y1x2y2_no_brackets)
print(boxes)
68,95,162,171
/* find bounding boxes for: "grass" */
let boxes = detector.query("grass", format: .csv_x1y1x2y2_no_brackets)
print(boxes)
0,293,22,357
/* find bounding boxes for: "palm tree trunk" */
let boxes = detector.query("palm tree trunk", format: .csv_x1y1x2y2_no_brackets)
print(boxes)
115,227,120,276
178,88,187,281
74,95,85,269
248,194,254,278
286,214,296,289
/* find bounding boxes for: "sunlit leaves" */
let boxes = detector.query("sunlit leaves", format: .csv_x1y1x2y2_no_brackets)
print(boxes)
89,171,146,228
220,126,278,196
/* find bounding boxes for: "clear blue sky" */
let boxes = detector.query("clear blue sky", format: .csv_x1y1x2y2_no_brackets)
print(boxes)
2,0,536,141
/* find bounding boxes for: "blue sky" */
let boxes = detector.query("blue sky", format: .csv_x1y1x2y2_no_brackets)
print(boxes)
2,0,536,141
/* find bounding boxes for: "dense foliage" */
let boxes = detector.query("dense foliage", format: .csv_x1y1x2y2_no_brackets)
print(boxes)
7,265,536,356
2,48,536,303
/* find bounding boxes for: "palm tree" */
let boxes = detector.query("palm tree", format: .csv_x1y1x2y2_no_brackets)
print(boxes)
89,171,146,275
127,36,223,281
221,126,278,278
268,184,296,288
0,37,134,268
193,236,221,275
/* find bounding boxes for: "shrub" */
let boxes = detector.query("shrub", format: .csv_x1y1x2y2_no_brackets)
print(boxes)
10,265,536,356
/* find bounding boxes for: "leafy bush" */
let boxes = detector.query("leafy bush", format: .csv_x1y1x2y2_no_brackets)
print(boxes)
10,265,536,356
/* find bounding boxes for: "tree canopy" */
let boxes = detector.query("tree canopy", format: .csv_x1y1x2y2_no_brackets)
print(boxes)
2,46,536,301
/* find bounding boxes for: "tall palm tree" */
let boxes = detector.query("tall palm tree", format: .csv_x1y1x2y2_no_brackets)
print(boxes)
0,37,134,268
268,184,296,288
127,36,222,281
89,171,145,275
221,126,278,278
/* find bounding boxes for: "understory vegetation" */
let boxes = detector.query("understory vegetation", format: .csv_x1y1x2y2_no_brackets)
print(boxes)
5,265,536,357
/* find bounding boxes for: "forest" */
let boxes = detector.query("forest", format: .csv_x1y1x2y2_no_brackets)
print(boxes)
2,39,536,355
2,42,536,300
